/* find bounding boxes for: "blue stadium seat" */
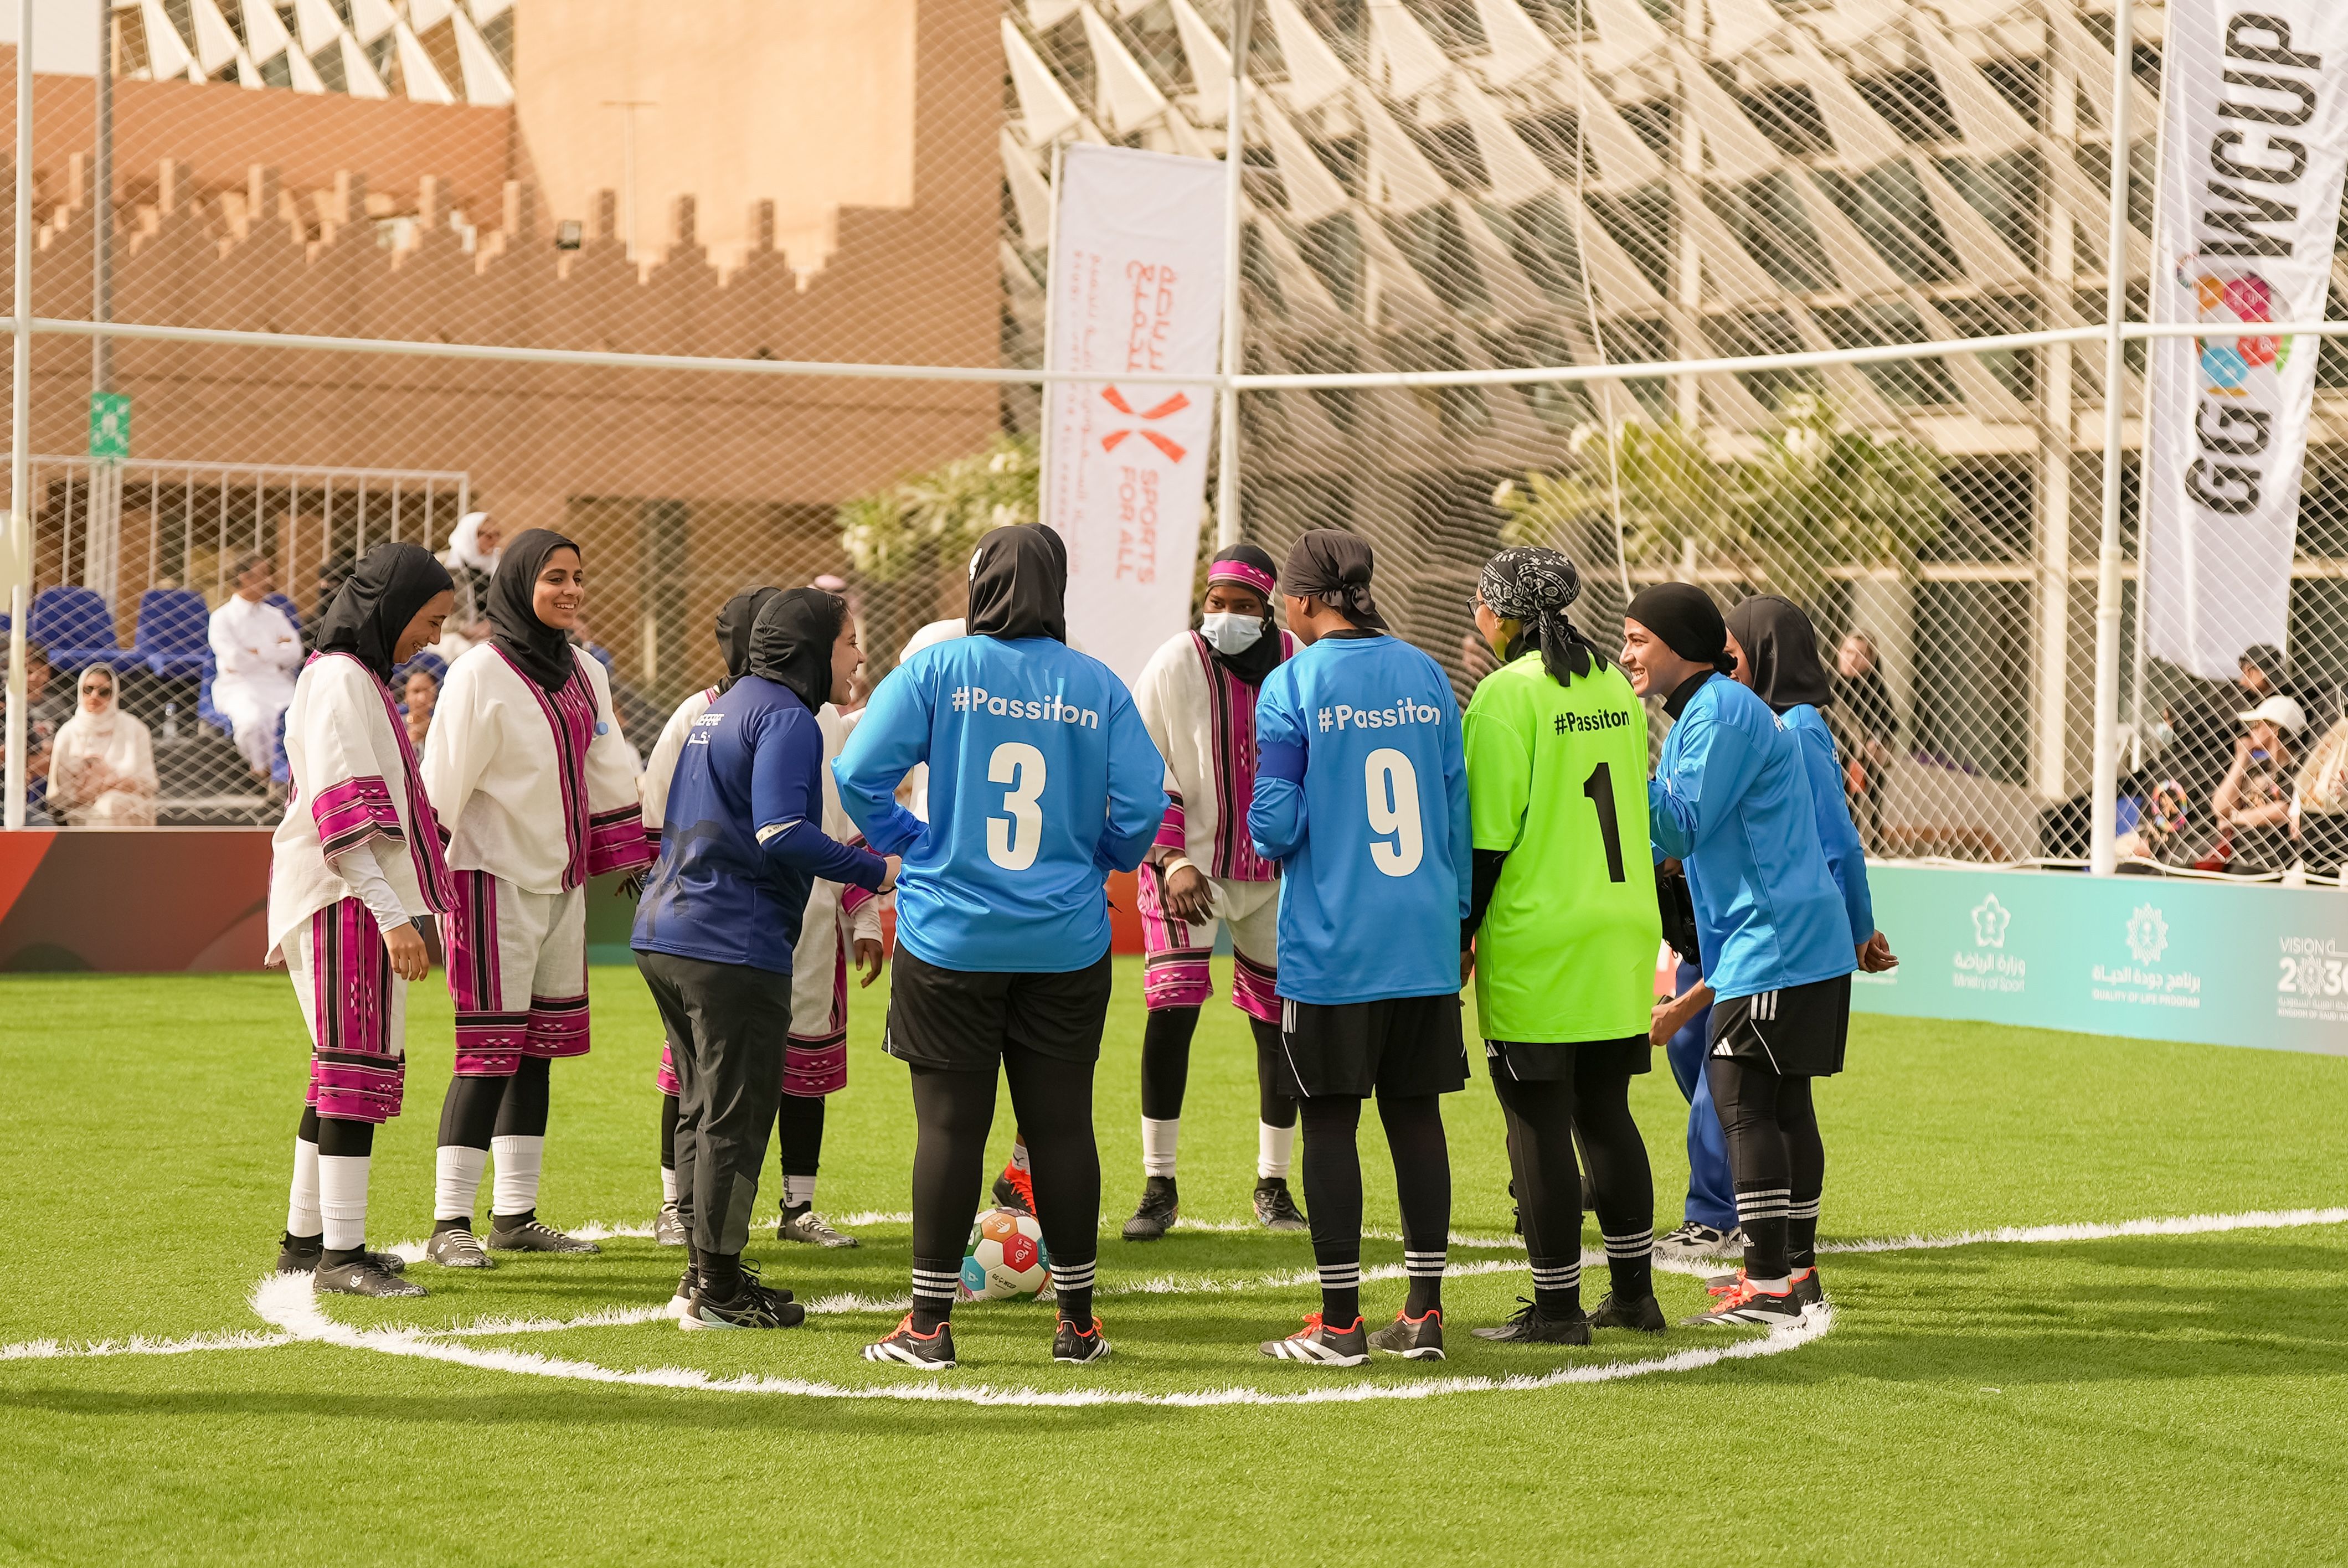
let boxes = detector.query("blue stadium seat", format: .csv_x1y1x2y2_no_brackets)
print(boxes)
271,707,290,786
29,585,141,674
393,649,447,688
197,649,229,737
133,588,212,681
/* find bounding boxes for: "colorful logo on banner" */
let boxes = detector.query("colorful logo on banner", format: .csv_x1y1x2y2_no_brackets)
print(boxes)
2184,260,2293,395
1098,386,1191,463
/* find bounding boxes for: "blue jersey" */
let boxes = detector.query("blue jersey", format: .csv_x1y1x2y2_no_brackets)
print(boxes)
1647,674,1852,1000
833,635,1165,973
633,675,887,974
1250,632,1470,1005
1783,703,1873,946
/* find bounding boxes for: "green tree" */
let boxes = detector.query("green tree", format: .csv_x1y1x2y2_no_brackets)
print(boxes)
838,434,1040,581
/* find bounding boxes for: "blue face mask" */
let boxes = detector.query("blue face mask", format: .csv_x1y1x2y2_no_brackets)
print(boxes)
1199,612,1265,655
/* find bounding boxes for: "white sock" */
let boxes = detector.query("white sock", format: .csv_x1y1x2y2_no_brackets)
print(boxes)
1141,1117,1180,1179
1008,1139,1031,1174
490,1134,544,1218
317,1154,372,1252
1258,1121,1296,1181
1748,1275,1791,1294
784,1173,817,1210
661,1164,678,1205
434,1144,488,1224
287,1136,321,1238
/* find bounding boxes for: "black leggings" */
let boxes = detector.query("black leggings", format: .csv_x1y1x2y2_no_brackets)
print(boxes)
437,1055,550,1149
909,1044,1099,1324
1299,1094,1450,1319
776,1093,825,1178
298,1105,374,1158
1139,1007,1296,1128
1705,1059,1823,1279
1490,1058,1654,1303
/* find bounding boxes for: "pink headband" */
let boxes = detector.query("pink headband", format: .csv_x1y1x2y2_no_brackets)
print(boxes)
1207,560,1276,596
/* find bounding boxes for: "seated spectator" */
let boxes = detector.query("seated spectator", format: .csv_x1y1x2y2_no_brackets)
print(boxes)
47,665,157,827
208,551,302,781
2211,694,2305,873
2293,716,2348,877
403,665,440,751
1,642,68,824
1834,631,1896,853
434,510,501,658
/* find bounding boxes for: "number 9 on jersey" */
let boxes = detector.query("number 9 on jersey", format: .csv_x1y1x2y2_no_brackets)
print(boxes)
1364,747,1423,877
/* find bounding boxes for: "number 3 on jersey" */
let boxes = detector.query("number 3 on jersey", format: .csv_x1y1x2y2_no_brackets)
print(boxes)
1363,747,1423,877
986,741,1047,870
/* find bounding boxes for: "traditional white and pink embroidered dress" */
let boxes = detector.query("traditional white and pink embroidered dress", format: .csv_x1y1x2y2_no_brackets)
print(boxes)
267,651,456,1123
423,643,651,1077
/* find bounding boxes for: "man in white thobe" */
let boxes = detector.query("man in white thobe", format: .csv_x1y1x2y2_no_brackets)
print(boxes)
209,551,302,778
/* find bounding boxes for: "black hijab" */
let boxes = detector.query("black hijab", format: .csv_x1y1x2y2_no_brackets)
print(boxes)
1203,543,1284,687
1283,529,1387,630
315,542,454,685
1479,545,1606,686
489,528,583,693
714,586,781,694
747,587,847,714
966,524,1068,642
1724,595,1835,715
1626,582,1734,674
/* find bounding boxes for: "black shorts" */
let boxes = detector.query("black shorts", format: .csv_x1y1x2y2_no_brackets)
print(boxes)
1484,1035,1651,1082
884,948,1114,1071
1275,993,1469,1100
1707,973,1851,1077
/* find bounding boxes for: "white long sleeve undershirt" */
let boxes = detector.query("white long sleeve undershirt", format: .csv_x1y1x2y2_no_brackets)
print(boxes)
326,838,413,935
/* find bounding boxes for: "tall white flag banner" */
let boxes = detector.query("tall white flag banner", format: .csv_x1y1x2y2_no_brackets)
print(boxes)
1043,143,1228,685
2145,4,2348,681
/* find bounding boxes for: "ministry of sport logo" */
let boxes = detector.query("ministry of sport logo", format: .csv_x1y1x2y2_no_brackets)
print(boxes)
2126,905,2170,965
1971,895,2010,948
949,685,1100,730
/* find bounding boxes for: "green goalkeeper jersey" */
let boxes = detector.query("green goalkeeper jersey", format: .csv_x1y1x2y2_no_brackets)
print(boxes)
1462,651,1661,1043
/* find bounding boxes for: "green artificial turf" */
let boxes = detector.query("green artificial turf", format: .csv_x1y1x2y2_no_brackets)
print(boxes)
2,961,2345,1565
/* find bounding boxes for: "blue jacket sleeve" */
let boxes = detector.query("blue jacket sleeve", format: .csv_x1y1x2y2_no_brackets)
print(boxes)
755,708,888,890
1799,720,1873,945
1442,688,1471,919
831,663,931,857
1249,674,1308,862
1647,711,1765,861
1096,685,1170,875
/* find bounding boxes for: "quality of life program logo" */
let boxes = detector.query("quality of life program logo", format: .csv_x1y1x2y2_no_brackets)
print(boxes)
2092,902,2200,1010
1951,893,2023,993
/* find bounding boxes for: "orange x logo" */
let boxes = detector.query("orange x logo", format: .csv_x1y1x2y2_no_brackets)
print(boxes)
1099,385,1190,463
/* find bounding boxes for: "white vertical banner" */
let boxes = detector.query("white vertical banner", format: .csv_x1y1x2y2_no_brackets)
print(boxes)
2144,3,2348,680
1043,143,1228,685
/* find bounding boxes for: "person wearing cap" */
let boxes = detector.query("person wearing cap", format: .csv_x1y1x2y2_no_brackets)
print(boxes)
2213,693,2305,874
1120,544,1310,1241
1249,530,1472,1367
1621,582,1851,1329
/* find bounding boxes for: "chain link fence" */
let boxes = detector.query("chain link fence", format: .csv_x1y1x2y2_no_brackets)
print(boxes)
2,0,2345,879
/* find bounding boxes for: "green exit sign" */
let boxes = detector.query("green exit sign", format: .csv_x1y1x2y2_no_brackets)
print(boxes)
89,392,130,462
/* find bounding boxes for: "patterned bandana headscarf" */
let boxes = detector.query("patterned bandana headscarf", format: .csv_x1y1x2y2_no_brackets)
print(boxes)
1478,545,1605,685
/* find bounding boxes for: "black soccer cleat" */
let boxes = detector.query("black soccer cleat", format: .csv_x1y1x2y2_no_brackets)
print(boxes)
1683,1279,1804,1327
1704,1267,1826,1308
1052,1315,1113,1364
1252,1177,1309,1232
1586,1291,1669,1334
653,1201,687,1247
1259,1312,1371,1366
1122,1176,1178,1241
423,1226,496,1270
313,1256,428,1298
1657,1220,1744,1257
276,1232,408,1277
991,1165,1035,1216
864,1313,957,1369
1367,1307,1446,1360
1470,1297,1592,1345
486,1215,601,1255
681,1266,805,1332
666,1265,697,1321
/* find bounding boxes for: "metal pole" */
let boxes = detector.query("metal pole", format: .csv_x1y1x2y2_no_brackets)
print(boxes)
1213,0,1254,551
2086,2,2139,876
5,0,32,830
2127,25,2179,776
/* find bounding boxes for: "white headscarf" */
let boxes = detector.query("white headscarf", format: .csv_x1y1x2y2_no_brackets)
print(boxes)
444,512,501,574
50,667,157,825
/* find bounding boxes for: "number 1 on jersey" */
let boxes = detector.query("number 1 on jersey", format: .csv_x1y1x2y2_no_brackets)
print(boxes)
1582,760,1626,883
987,741,1046,870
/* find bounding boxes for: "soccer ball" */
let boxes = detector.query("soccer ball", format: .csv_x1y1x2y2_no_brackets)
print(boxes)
960,1206,1050,1300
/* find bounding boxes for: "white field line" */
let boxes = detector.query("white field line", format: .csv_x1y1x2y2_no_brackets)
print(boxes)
10,1207,2341,1373
246,1272,1836,1408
